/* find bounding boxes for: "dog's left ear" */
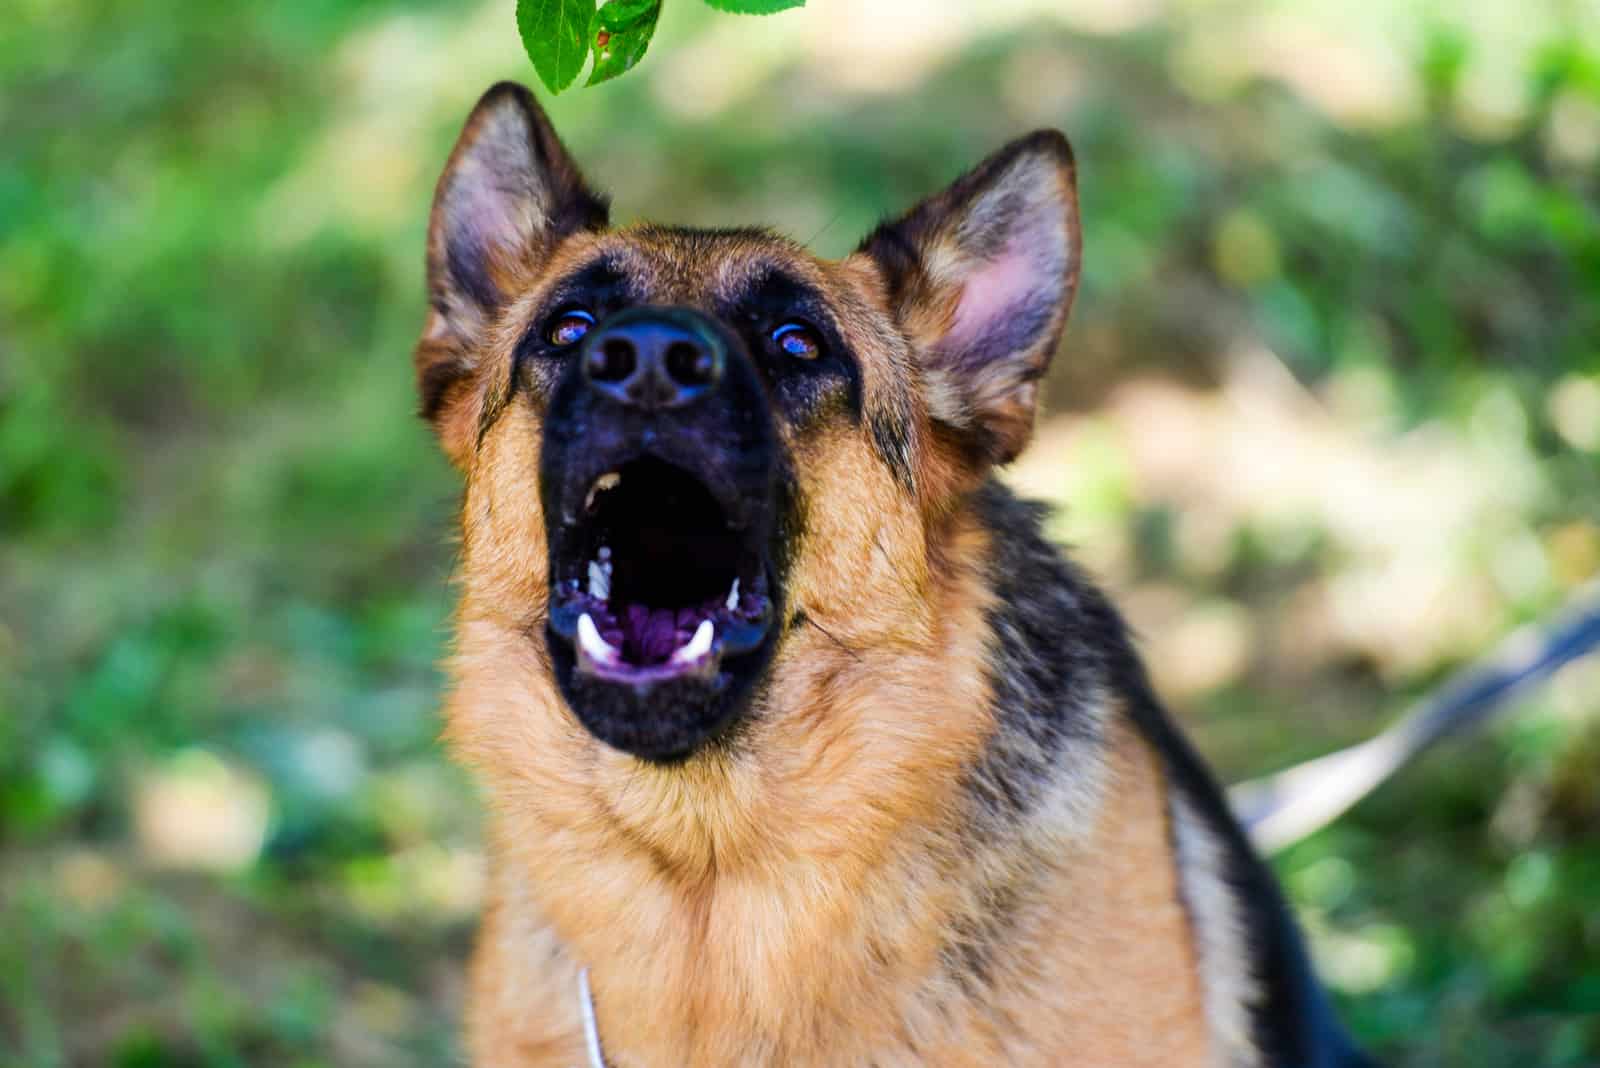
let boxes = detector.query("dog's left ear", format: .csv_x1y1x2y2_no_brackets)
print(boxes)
857,131,1080,467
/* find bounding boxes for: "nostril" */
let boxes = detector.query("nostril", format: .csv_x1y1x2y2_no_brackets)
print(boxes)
665,341,715,388
588,338,636,383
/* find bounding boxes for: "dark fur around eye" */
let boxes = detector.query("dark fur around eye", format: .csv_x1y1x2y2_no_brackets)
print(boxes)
720,268,860,424
515,258,632,365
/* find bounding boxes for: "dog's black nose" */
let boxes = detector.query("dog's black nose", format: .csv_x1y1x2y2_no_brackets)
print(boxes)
582,309,724,411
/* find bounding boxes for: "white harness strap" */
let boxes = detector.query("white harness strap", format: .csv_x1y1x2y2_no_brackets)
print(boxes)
578,968,609,1068
1231,580,1600,852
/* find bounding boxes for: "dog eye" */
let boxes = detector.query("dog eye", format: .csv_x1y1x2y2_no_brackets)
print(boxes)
771,321,821,360
547,309,596,347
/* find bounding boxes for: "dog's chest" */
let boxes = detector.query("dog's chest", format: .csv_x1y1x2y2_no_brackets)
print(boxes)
466,727,1222,1067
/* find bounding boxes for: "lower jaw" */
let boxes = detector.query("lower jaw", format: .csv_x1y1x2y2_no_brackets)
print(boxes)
548,642,771,762
543,569,780,758
576,646,720,686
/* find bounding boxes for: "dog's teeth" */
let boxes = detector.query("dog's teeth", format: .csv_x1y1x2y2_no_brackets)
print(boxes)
670,619,714,665
577,612,620,664
587,558,611,601
584,472,621,512
725,578,740,612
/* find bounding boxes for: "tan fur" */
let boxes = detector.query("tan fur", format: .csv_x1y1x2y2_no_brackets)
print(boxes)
906,717,1216,1067
448,517,1217,1065
449,436,1001,1065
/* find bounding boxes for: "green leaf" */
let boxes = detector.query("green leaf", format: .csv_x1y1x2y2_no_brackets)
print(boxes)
702,0,804,13
588,2,661,86
518,0,593,95
594,0,657,32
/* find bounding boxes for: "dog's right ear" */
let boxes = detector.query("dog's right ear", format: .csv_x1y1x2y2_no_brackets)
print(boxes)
417,82,608,466
855,132,1079,474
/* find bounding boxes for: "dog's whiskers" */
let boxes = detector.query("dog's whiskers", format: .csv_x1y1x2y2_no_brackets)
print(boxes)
802,613,862,662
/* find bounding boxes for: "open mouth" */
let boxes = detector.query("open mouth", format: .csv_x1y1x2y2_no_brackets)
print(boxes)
547,456,775,688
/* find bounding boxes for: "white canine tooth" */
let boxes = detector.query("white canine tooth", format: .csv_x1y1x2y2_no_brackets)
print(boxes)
725,578,740,612
671,619,714,665
587,558,611,601
577,612,620,664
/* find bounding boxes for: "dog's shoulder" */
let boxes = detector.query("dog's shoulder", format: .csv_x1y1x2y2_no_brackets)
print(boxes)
970,479,1377,1068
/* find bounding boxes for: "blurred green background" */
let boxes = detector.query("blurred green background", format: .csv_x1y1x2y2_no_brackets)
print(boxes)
3,0,1599,1064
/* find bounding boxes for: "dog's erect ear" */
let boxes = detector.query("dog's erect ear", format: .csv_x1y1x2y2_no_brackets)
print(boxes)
417,82,608,464
857,131,1080,467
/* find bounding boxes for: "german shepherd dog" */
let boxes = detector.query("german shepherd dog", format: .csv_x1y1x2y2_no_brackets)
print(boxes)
417,82,1375,1067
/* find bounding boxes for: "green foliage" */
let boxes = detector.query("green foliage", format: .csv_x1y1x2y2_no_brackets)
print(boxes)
519,0,805,93
517,0,591,94
587,0,660,86
3,1,1599,1064
702,0,805,12
593,0,657,31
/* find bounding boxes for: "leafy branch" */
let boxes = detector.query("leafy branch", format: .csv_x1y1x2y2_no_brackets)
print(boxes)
517,0,804,93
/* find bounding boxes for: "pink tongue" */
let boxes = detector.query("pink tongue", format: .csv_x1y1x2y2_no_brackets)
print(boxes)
619,604,705,664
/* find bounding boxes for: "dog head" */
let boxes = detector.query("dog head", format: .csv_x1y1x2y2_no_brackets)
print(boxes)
420,83,1080,766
